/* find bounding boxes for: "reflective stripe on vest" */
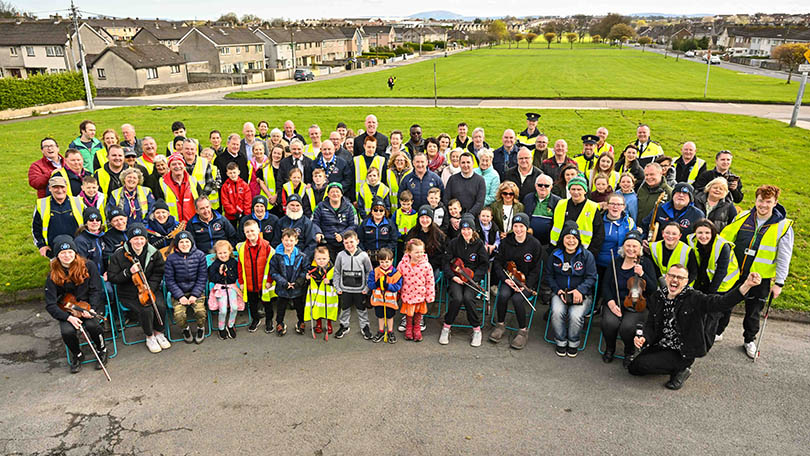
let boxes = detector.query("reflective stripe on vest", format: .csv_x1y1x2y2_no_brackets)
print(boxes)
353,155,386,197
111,186,150,214
95,168,111,195
590,169,620,189
305,267,338,321
596,142,613,157
95,148,108,170
638,141,663,159
237,241,275,301
687,234,740,292
360,183,390,215
283,182,316,211
190,157,219,209
38,196,84,245
248,161,276,209
676,157,705,184
304,144,319,161
650,240,690,276
549,199,599,247
159,176,200,221
136,156,155,174
396,210,418,236
720,210,793,278
386,169,410,209
370,269,401,309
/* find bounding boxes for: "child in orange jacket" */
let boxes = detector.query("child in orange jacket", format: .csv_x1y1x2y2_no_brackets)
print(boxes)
221,162,252,228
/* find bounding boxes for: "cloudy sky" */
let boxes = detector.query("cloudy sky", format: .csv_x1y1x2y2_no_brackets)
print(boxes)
22,0,810,21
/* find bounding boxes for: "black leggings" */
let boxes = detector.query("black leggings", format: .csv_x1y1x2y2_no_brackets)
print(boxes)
124,294,166,336
496,286,529,329
60,318,103,356
628,345,695,376
716,279,770,343
276,296,305,324
445,281,482,327
600,305,648,356
247,291,272,323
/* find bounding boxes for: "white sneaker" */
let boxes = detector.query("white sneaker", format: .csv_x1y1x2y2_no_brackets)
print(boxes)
714,334,724,342
155,332,171,350
420,318,426,332
146,336,162,353
439,326,450,345
744,341,757,359
398,316,407,332
471,330,482,347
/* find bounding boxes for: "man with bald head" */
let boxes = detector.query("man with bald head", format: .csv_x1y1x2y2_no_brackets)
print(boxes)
541,139,576,183
673,141,706,185
120,123,143,157
282,120,306,145
503,147,542,205
353,114,389,156
634,124,664,167
330,131,353,164
595,127,613,157
492,129,520,177
313,139,352,192
239,122,267,163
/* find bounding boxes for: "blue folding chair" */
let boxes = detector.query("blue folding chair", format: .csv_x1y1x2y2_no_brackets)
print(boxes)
598,332,626,360
113,282,166,346
206,252,253,329
542,276,599,352
65,280,119,365
423,270,445,319
441,273,488,329
490,263,543,332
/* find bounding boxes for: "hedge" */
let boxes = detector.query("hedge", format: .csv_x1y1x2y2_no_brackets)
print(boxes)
0,71,95,111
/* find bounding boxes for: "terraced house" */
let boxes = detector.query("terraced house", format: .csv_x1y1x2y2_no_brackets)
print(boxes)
178,26,264,73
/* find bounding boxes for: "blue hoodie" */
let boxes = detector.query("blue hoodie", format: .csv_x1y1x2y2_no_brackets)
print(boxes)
358,215,398,253
597,212,636,268
545,246,598,296
269,244,307,298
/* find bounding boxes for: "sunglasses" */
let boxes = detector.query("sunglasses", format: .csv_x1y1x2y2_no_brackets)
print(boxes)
502,192,514,196
372,208,385,213
535,183,551,188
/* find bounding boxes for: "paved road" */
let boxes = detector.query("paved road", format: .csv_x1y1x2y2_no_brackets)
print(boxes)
641,45,796,81
1,300,808,455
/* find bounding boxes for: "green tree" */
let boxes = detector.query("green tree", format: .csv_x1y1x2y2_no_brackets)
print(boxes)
241,14,261,24
217,12,239,25
514,33,525,48
526,32,538,49
638,36,653,51
572,14,592,41
0,0,23,18
565,32,578,49
488,20,507,45
772,43,810,84
544,32,556,49
590,13,630,39
608,23,635,47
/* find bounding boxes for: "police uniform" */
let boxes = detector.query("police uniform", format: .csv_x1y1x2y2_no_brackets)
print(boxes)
573,134,600,177
517,112,542,151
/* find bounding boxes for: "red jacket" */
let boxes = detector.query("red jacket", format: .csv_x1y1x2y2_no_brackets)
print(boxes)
29,155,63,198
221,177,252,221
237,237,272,293
162,172,197,222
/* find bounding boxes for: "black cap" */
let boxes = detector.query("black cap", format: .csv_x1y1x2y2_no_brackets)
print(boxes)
83,207,102,222
336,121,348,129
52,235,76,256
418,205,434,218
371,197,387,209
287,193,302,205
624,230,644,245
173,230,193,248
525,112,541,121
124,148,137,158
460,214,475,229
108,207,125,221
252,195,268,209
560,220,581,242
126,223,147,240
171,121,185,132
581,134,599,145
154,199,170,212
672,182,694,200
512,212,529,228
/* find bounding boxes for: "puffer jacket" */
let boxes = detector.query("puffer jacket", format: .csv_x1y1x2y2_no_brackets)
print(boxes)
397,253,435,305
268,244,307,298
75,229,105,275
164,231,208,299
312,198,357,244
693,192,737,232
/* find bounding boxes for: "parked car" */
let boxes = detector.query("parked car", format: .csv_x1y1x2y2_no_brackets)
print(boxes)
684,51,696,57
294,69,315,81
709,55,721,65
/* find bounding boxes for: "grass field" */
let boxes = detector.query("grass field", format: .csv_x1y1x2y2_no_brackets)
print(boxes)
227,45,810,103
2,106,808,310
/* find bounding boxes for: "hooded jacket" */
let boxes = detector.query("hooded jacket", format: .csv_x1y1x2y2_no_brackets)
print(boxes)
75,229,106,275
641,200,705,242
494,232,543,288
164,232,208,299
546,245,598,296
358,215,399,253
597,212,637,268
397,253,436,305
269,244,308,298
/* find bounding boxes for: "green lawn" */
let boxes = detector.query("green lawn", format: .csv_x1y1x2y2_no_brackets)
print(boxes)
228,45,810,103
2,106,808,311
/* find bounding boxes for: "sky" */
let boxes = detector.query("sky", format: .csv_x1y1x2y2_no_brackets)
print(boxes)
21,0,810,21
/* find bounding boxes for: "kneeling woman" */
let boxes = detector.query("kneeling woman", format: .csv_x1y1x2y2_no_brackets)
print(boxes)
108,223,169,353
45,235,107,373
547,221,598,358
600,231,657,364
440,214,489,347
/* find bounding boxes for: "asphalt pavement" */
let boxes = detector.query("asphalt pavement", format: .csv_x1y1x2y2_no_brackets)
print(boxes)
1,300,808,455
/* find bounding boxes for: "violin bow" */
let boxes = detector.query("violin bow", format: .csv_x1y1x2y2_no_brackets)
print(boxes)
610,249,621,310
78,324,111,382
501,267,536,312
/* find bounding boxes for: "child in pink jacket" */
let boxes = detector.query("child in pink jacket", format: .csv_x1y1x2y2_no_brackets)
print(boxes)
397,238,435,342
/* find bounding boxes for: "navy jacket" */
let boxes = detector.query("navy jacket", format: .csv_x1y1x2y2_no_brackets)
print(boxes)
75,229,105,275
147,215,179,250
443,236,489,282
313,154,353,195
189,211,237,253
545,246,598,296
358,215,399,253
238,212,279,243
492,145,519,178
268,245,307,298
272,215,318,262
399,170,443,209
641,201,705,241
164,234,208,299
312,198,357,244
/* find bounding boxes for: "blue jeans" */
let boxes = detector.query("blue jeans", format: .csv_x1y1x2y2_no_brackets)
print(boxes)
550,294,591,348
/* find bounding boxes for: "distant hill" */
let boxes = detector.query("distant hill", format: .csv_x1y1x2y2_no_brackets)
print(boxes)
628,12,713,18
408,10,469,20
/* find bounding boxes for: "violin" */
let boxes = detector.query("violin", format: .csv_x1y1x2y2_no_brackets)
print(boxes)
158,221,187,260
623,259,647,312
451,258,486,296
504,261,537,296
58,293,107,322
124,251,163,326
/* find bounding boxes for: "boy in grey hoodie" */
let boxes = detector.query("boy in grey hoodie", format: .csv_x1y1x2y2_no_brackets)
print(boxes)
333,230,373,340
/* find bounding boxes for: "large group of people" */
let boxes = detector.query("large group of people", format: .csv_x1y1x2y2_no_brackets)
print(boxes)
34,112,794,390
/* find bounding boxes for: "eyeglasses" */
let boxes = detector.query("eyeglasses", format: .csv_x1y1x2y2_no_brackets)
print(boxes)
535,183,551,188
501,192,514,196
607,202,625,207
665,273,689,281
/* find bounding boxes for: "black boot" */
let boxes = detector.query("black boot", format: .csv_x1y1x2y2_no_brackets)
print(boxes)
94,337,108,370
70,352,83,374
665,367,692,390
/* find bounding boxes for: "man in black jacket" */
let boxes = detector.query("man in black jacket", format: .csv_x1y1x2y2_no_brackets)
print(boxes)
629,264,761,390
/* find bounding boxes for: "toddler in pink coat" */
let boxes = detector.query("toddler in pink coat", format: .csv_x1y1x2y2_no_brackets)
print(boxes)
396,238,435,342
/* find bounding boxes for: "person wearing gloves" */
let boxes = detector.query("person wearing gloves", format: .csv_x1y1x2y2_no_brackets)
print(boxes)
164,231,208,344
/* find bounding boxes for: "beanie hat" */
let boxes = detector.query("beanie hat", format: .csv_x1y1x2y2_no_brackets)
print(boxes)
512,212,529,228
252,195,268,209
153,199,170,213
672,182,694,202
287,193,302,205
460,214,475,229
624,230,644,245
418,205,434,219
126,223,147,240
371,197,387,209
167,153,185,166
326,182,343,193
173,230,193,248
108,207,126,222
560,220,581,242
83,207,102,222
52,235,76,256
567,175,589,192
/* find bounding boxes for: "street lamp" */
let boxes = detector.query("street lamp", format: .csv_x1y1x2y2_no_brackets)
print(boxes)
290,26,301,70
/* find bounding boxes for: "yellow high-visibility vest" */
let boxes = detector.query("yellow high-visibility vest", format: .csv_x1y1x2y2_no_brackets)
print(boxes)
687,234,740,292
650,240,690,276
360,182,390,215
549,199,599,247
282,182,316,211
159,176,200,221
720,210,793,279
237,241,275,301
675,157,706,184
36,196,84,245
353,155,386,198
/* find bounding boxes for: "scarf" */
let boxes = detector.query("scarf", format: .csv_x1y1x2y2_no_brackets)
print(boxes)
427,152,445,172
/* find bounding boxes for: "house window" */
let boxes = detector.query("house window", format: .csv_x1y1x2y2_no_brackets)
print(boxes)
248,62,254,70
146,67,158,79
10,47,17,56
236,46,241,54
170,65,180,74
244,45,249,53
26,46,35,56
220,47,230,55
255,45,261,53
45,46,64,57
97,68,106,79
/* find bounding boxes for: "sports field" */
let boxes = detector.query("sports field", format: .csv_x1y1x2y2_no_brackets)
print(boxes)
227,45,810,103
3,105,808,310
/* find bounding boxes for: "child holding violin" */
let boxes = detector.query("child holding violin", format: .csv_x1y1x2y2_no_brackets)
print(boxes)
45,235,107,374
489,213,543,350
600,231,658,365
108,223,169,354
440,214,489,347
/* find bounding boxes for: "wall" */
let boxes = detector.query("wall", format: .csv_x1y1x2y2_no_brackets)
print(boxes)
178,31,219,73
92,52,139,88
19,45,69,73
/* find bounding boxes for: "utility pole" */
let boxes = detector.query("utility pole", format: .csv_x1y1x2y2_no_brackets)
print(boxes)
70,0,94,109
789,69,808,127
703,48,712,98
